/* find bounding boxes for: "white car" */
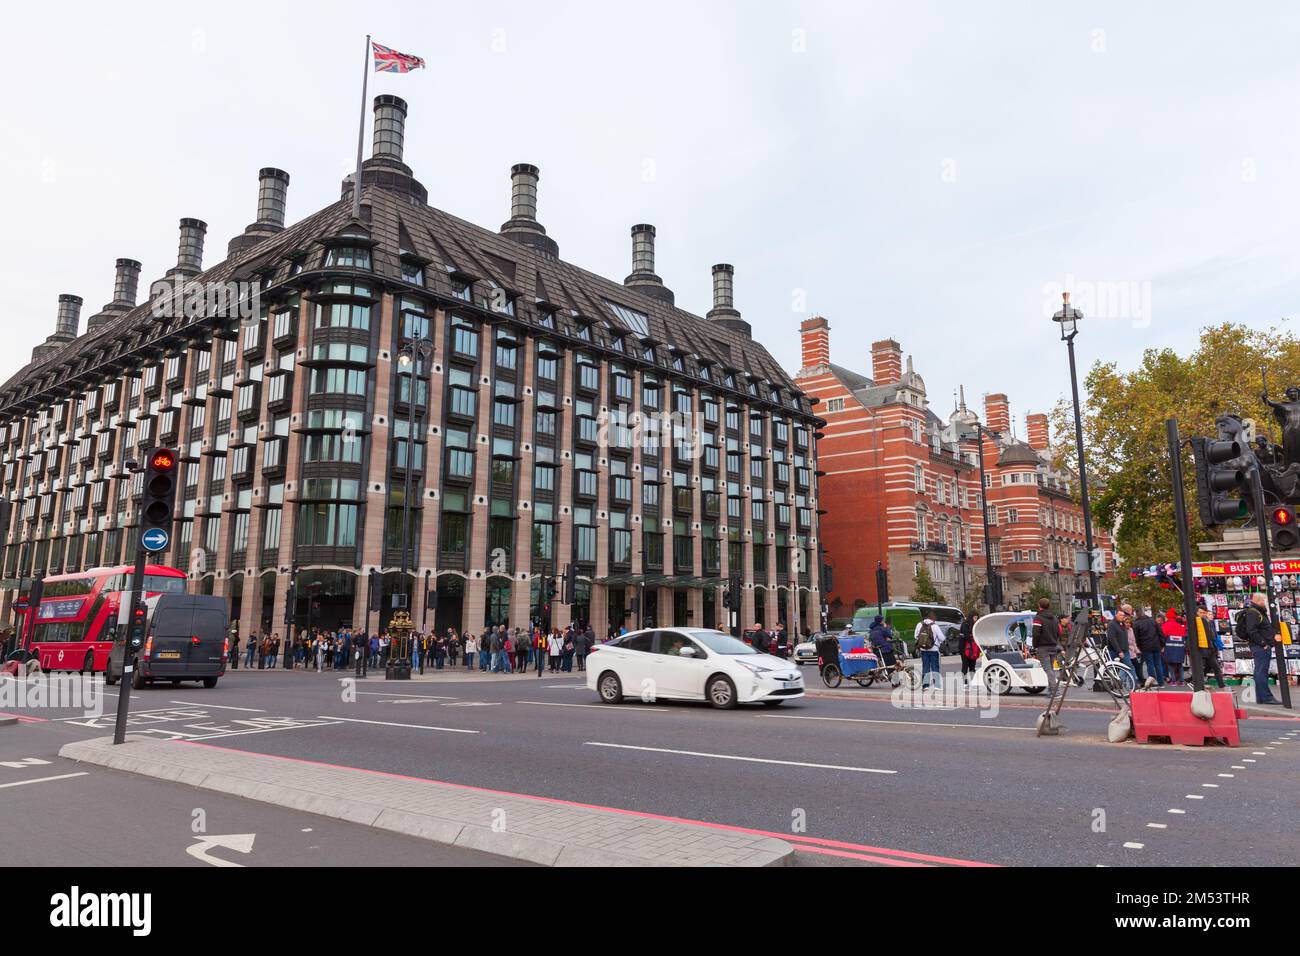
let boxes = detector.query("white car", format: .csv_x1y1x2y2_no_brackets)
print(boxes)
588,627,805,709
971,612,1050,695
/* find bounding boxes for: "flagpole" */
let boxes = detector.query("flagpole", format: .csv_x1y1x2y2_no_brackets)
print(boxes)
352,33,371,221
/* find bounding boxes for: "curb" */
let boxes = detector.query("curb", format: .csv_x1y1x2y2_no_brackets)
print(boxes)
59,737,793,868
0,717,16,728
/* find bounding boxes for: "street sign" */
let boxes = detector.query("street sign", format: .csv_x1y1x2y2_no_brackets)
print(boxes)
141,527,170,552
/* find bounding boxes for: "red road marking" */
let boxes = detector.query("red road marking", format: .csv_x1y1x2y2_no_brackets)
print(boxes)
792,843,930,866
0,711,47,723
180,739,994,867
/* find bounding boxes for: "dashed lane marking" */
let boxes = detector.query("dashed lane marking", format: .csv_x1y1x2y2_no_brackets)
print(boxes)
171,701,267,712
317,716,479,734
1124,842,1144,850
584,741,897,775
0,772,88,789
760,714,1031,732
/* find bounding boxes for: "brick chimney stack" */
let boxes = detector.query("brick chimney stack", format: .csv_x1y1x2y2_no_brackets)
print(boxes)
984,393,1011,434
800,317,830,371
1026,413,1050,450
871,339,902,386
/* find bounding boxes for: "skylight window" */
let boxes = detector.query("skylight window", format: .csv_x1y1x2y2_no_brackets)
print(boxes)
602,298,650,336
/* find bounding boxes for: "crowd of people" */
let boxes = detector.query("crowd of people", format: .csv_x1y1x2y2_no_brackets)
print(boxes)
227,620,607,676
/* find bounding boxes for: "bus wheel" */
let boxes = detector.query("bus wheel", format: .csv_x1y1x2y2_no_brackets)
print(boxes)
131,664,147,690
81,652,94,675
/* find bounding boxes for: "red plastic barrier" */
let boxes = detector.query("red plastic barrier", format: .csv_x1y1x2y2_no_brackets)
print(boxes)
1130,690,1244,746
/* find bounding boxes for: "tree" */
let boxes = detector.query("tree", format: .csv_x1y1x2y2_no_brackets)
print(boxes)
1051,322,1300,567
1026,577,1054,609
911,565,943,603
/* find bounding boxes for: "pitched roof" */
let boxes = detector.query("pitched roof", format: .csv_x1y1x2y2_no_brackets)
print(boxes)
1,184,804,416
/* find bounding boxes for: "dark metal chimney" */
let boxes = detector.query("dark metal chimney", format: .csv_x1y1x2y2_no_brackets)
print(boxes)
54,294,83,339
623,224,674,305
167,218,207,278
113,258,141,306
256,167,290,227
372,95,408,164
706,263,751,337
500,163,558,257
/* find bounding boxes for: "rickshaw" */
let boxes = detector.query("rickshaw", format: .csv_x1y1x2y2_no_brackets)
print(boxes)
816,633,919,689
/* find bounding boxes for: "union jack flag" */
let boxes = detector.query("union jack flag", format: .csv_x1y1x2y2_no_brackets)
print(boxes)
372,41,426,73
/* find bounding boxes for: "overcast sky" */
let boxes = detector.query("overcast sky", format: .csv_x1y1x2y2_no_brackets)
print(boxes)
3,0,1298,433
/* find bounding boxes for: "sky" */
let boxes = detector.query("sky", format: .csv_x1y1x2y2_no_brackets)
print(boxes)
3,0,1299,435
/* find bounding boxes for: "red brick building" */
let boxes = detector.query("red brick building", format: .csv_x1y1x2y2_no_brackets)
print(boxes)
795,317,1113,619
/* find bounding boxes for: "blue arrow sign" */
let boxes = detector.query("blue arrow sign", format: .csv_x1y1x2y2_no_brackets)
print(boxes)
141,528,170,553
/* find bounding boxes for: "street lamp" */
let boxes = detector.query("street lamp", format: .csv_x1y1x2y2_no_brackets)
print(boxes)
390,334,432,679
973,422,1001,610
1052,291,1100,610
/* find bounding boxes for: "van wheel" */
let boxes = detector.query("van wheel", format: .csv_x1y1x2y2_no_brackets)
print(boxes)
131,663,147,690
104,667,119,686
707,675,738,710
202,677,218,689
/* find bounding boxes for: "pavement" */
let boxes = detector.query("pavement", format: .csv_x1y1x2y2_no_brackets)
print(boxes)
4,663,1299,867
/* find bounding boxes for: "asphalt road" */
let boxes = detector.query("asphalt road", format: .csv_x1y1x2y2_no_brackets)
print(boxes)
4,665,1298,867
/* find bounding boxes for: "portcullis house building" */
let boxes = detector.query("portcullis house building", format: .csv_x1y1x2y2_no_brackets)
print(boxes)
0,96,825,638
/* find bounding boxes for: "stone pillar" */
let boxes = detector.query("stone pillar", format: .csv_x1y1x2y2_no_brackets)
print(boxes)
511,337,538,629
462,325,494,633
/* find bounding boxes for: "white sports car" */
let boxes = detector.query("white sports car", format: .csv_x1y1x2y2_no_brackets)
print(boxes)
587,627,805,708
971,612,1050,695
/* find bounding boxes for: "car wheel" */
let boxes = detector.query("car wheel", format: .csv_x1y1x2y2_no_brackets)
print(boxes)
202,677,218,689
762,699,784,707
1023,685,1046,695
597,671,623,704
821,664,842,688
707,675,738,709
131,662,147,690
982,666,1011,696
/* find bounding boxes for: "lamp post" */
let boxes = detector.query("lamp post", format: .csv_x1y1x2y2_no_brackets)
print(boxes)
391,334,432,679
973,422,1000,610
1052,292,1100,610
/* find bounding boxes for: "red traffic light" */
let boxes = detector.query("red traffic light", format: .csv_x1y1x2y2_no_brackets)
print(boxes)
1273,507,1294,526
149,449,177,472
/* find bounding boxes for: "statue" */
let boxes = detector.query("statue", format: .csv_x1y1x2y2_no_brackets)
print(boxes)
1261,385,1300,470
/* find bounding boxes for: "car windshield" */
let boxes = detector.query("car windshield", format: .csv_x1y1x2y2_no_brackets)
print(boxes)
687,630,758,655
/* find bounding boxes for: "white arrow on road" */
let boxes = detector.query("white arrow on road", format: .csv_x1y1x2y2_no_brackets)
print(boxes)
187,833,256,867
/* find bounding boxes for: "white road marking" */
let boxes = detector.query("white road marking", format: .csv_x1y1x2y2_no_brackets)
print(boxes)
186,721,343,741
1253,751,1267,755
0,772,88,789
352,691,458,700
1231,765,1246,769
584,741,897,774
760,714,1030,731
1123,842,1144,850
318,716,478,734
1168,809,1185,814
1217,773,1235,778
171,700,266,712
1186,794,1204,800
516,700,667,713
1147,823,1168,829
186,833,255,868
1203,783,1219,788
1243,759,1257,763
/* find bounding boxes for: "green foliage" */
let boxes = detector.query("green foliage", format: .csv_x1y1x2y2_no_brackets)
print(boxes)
1025,577,1055,609
1056,322,1300,566
911,565,943,603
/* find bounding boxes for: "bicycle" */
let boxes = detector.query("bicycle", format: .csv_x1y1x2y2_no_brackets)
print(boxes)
1065,641,1135,702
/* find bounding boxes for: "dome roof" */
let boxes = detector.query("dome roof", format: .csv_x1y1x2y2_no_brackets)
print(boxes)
998,441,1041,467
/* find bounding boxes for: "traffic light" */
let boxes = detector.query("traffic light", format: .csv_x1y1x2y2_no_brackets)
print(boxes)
561,564,577,605
140,447,179,538
128,600,148,649
822,563,834,594
1271,506,1299,551
544,576,558,602
368,570,381,612
284,580,296,624
723,574,742,610
1191,418,1251,527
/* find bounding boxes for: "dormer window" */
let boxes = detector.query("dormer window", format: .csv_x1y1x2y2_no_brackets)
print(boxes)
326,245,371,269
400,258,425,286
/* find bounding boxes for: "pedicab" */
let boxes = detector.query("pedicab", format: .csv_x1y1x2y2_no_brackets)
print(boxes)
971,612,1051,695
816,633,919,689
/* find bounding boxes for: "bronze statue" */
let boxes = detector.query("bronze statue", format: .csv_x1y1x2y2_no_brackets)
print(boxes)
1261,385,1300,469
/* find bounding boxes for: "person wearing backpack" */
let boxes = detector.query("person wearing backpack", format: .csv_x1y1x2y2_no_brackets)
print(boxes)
1239,593,1280,704
958,611,982,684
915,614,942,688
1029,598,1061,694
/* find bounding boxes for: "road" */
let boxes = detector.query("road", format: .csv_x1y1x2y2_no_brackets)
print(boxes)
3,663,1298,867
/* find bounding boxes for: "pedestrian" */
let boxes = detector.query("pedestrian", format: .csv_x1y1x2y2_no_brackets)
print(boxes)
267,634,280,669
1239,593,1280,705
230,632,240,670
479,628,492,671
1133,609,1166,686
1029,599,1061,695
245,631,258,669
1121,605,1143,683
1104,608,1133,679
958,611,981,684
914,613,943,688
448,632,460,668
1160,608,1185,686
1191,601,1226,689
464,631,477,670
547,629,563,673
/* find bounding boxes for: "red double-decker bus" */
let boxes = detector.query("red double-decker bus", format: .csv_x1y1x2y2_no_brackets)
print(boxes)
19,565,188,673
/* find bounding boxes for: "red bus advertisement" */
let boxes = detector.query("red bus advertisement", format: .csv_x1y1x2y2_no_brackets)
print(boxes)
19,565,188,673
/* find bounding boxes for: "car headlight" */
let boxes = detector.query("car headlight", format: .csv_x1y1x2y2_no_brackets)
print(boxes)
738,660,773,675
